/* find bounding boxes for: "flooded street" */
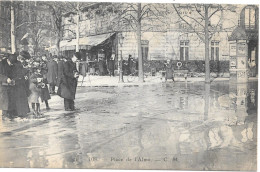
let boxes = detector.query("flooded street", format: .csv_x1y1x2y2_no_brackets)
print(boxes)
0,81,257,170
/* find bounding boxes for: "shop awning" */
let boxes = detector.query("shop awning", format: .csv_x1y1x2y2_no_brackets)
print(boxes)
60,32,115,51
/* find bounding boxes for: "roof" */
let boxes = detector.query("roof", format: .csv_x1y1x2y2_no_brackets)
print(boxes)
228,26,248,41
60,32,115,50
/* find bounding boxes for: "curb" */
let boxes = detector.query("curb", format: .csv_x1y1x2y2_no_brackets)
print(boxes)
77,77,258,87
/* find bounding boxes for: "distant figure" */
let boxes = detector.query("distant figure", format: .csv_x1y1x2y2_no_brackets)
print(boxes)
98,58,105,76
80,53,88,77
47,55,58,94
107,55,115,76
165,59,174,82
127,55,132,75
129,58,137,75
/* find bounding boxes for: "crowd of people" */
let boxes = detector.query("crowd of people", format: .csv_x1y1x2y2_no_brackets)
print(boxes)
0,52,81,119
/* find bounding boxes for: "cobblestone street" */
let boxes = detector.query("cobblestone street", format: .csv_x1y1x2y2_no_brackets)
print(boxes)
0,81,257,170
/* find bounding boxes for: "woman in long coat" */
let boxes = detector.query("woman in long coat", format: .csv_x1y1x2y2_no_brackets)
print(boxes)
12,60,30,117
165,60,174,82
57,55,79,111
1,54,30,118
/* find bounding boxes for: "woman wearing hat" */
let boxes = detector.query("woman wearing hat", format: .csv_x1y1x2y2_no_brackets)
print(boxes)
12,54,31,117
1,54,30,118
57,53,80,111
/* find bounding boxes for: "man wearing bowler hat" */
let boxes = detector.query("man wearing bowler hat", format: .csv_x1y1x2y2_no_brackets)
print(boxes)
57,53,80,111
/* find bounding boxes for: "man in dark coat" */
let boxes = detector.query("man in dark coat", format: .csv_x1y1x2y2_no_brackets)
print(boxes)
57,54,80,111
47,55,58,94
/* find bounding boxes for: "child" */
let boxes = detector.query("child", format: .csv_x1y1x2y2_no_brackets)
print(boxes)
40,56,51,110
29,66,44,117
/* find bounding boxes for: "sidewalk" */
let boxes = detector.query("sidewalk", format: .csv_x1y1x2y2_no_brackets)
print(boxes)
77,75,258,87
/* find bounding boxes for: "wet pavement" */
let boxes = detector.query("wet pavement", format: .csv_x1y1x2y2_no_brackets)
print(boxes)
0,80,257,170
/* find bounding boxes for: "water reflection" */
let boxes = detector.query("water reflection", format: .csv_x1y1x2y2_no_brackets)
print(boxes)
0,81,257,170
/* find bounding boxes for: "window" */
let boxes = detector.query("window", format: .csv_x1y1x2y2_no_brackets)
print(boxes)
141,40,149,60
211,41,219,61
240,6,258,30
245,6,256,30
180,40,189,61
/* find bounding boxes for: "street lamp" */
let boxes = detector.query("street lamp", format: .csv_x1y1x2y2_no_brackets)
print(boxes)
118,32,124,83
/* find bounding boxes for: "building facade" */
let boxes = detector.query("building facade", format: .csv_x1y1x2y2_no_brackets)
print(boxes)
59,3,258,76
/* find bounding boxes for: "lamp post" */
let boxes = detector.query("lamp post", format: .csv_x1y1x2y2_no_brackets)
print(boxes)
118,33,124,83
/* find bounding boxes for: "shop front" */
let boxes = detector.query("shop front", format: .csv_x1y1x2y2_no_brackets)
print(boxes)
60,32,117,75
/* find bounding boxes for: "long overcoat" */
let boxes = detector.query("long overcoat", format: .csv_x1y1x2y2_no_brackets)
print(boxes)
12,61,30,117
57,60,78,100
47,59,58,85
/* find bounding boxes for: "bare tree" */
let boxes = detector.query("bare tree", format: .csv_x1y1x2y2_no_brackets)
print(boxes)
113,3,167,82
172,4,237,83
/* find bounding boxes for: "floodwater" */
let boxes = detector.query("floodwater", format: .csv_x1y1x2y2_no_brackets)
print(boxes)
0,80,257,170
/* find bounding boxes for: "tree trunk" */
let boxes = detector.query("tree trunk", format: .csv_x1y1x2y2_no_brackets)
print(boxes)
118,33,124,82
56,34,61,55
76,3,80,53
137,3,144,82
204,5,210,83
204,83,210,120
11,2,16,54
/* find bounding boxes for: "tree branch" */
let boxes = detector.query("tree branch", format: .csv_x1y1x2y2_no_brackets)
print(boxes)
194,4,205,19
184,15,204,28
208,7,221,19
173,4,205,42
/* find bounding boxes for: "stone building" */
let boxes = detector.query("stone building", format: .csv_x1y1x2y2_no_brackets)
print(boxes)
59,3,258,76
